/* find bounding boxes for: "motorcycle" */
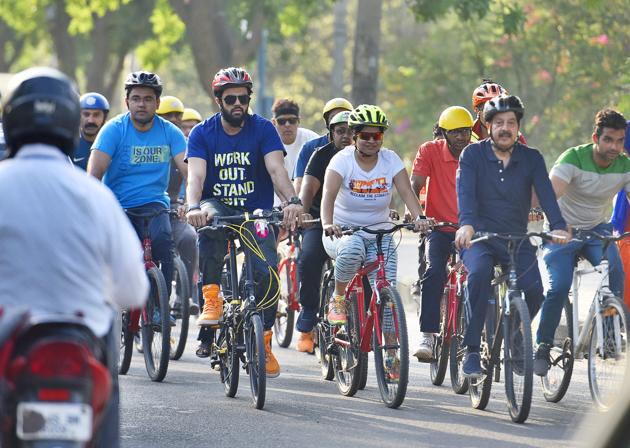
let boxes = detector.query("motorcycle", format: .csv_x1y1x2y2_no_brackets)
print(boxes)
0,307,112,447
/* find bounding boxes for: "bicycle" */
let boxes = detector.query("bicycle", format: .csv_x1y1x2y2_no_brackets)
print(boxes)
325,223,413,408
275,229,301,347
201,210,284,409
119,209,171,382
168,210,191,361
468,231,557,423
541,231,630,410
421,222,470,395
315,258,336,381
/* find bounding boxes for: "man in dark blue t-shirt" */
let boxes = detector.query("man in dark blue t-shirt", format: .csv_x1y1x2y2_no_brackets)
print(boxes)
186,67,303,378
74,92,109,170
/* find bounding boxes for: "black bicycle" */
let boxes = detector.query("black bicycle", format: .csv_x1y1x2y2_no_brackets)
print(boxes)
168,210,191,361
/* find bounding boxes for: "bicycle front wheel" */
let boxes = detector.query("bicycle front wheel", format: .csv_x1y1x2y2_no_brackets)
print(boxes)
333,293,362,397
315,267,335,381
503,293,533,423
141,266,171,382
247,314,266,409
542,300,573,403
430,290,450,386
170,256,190,360
373,286,409,408
449,292,469,394
588,295,630,410
119,311,133,375
275,255,295,348
218,325,239,397
469,322,493,410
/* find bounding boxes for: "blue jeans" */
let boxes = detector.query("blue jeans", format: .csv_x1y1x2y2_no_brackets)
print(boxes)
462,238,543,349
296,227,328,332
537,222,624,345
419,230,455,333
126,202,174,296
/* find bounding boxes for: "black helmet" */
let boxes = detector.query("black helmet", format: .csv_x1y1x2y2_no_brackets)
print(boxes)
483,94,524,124
124,71,163,97
2,67,80,157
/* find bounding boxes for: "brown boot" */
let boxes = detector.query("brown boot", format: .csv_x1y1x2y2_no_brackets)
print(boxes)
296,331,315,354
197,284,222,326
264,330,280,378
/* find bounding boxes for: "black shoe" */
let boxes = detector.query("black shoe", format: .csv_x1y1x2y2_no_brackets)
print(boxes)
534,343,551,377
462,351,483,378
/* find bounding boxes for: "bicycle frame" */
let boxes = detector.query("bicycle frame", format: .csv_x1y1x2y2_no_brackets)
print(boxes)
277,231,300,312
444,250,467,345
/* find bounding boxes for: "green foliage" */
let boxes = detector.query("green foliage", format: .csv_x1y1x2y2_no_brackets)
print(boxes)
65,0,131,34
406,0,489,22
136,0,185,70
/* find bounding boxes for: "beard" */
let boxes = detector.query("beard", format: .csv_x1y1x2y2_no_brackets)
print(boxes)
220,104,247,127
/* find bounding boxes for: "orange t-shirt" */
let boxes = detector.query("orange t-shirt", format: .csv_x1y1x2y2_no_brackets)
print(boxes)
411,139,459,226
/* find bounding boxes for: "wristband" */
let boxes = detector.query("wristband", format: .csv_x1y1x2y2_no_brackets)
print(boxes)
186,204,201,213
287,196,303,206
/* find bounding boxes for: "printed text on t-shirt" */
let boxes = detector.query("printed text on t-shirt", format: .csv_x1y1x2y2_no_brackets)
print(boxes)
213,151,254,206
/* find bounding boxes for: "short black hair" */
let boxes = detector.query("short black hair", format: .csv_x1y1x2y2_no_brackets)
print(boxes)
594,108,627,137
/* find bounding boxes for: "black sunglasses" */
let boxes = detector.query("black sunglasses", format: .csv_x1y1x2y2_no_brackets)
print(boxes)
277,117,299,126
223,94,250,106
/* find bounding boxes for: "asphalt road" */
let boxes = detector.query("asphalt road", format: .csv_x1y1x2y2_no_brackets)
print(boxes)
119,232,606,448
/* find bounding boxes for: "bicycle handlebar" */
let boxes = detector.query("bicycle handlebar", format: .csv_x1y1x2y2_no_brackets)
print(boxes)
340,222,416,236
470,231,565,245
570,230,630,243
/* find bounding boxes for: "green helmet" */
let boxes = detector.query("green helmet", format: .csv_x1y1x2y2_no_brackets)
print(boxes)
348,104,389,130
328,110,351,129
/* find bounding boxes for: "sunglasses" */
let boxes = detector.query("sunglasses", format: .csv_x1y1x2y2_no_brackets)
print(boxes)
277,117,299,126
357,131,384,142
223,94,250,106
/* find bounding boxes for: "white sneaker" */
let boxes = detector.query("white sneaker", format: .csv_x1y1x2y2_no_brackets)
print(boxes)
413,333,434,361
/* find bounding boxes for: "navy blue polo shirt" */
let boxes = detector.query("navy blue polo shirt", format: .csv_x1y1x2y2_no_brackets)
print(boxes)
457,139,566,233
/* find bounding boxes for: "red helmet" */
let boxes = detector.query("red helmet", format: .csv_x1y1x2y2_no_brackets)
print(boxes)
211,67,253,96
472,80,507,110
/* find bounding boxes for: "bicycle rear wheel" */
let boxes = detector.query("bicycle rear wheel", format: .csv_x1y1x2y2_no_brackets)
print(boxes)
333,293,362,397
275,255,295,348
588,295,630,410
430,290,450,386
469,322,494,410
142,266,171,382
542,300,574,403
503,293,533,423
218,325,239,397
315,266,335,381
170,256,190,360
119,311,133,375
373,286,409,408
247,314,266,409
449,292,469,394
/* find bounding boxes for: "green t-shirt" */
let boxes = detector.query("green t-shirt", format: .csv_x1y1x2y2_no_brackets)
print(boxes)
550,143,630,229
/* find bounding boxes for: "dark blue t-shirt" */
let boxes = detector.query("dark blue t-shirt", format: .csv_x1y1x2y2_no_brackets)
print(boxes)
72,135,92,170
186,113,284,211
293,134,328,178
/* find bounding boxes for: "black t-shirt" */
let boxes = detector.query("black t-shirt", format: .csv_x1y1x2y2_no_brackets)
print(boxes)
304,141,340,218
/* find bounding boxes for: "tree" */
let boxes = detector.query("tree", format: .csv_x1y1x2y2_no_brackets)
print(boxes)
351,0,383,105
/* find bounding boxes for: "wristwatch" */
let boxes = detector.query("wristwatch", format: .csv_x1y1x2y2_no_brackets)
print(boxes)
287,196,303,206
186,203,201,213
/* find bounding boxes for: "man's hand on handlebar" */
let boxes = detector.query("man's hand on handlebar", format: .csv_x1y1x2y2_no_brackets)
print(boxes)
187,207,213,228
549,227,571,245
455,224,475,250
282,203,303,231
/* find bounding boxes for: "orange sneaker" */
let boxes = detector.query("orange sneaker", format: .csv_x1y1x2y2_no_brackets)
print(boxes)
327,295,347,325
296,331,315,354
197,284,223,326
264,330,280,378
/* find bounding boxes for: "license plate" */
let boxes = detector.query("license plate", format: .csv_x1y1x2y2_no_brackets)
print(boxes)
16,402,92,442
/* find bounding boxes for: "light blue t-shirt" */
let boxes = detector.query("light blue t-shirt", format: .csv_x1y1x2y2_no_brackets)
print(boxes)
92,112,186,208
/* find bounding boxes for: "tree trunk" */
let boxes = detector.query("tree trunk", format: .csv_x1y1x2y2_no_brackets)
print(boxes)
48,0,77,78
351,0,382,105
331,0,348,98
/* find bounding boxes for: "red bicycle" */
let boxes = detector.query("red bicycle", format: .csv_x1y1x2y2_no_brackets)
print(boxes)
324,223,412,408
423,222,471,394
275,229,300,347
119,209,170,382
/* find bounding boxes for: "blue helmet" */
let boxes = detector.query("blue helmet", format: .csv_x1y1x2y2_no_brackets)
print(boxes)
80,92,110,112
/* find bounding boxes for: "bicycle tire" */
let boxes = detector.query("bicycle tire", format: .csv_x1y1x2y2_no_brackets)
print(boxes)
219,325,239,397
315,267,335,381
430,290,450,386
469,322,494,410
449,292,469,394
357,352,368,390
588,295,630,410
503,293,533,423
542,300,574,403
247,314,266,409
141,266,171,382
119,311,133,375
333,292,362,397
373,286,409,408
170,256,190,360
275,254,295,348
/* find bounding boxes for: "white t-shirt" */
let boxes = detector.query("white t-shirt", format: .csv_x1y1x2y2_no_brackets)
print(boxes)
274,127,319,206
327,147,405,235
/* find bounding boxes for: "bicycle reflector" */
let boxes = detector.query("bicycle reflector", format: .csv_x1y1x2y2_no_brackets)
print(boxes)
255,219,269,239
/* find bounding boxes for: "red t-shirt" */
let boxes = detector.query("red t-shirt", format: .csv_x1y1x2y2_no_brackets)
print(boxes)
411,139,459,226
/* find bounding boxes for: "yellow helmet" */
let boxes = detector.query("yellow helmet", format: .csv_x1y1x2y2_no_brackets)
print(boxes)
157,95,184,115
322,97,353,121
438,106,474,131
182,107,202,122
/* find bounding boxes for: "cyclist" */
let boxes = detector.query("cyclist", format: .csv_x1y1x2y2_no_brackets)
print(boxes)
535,108,630,376
296,110,352,353
611,118,630,310
75,92,109,170
0,67,148,448
185,67,303,378
293,97,353,193
410,106,474,360
181,107,203,138
157,95,200,314
320,104,426,325
88,71,187,308
455,95,569,378
471,79,527,144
